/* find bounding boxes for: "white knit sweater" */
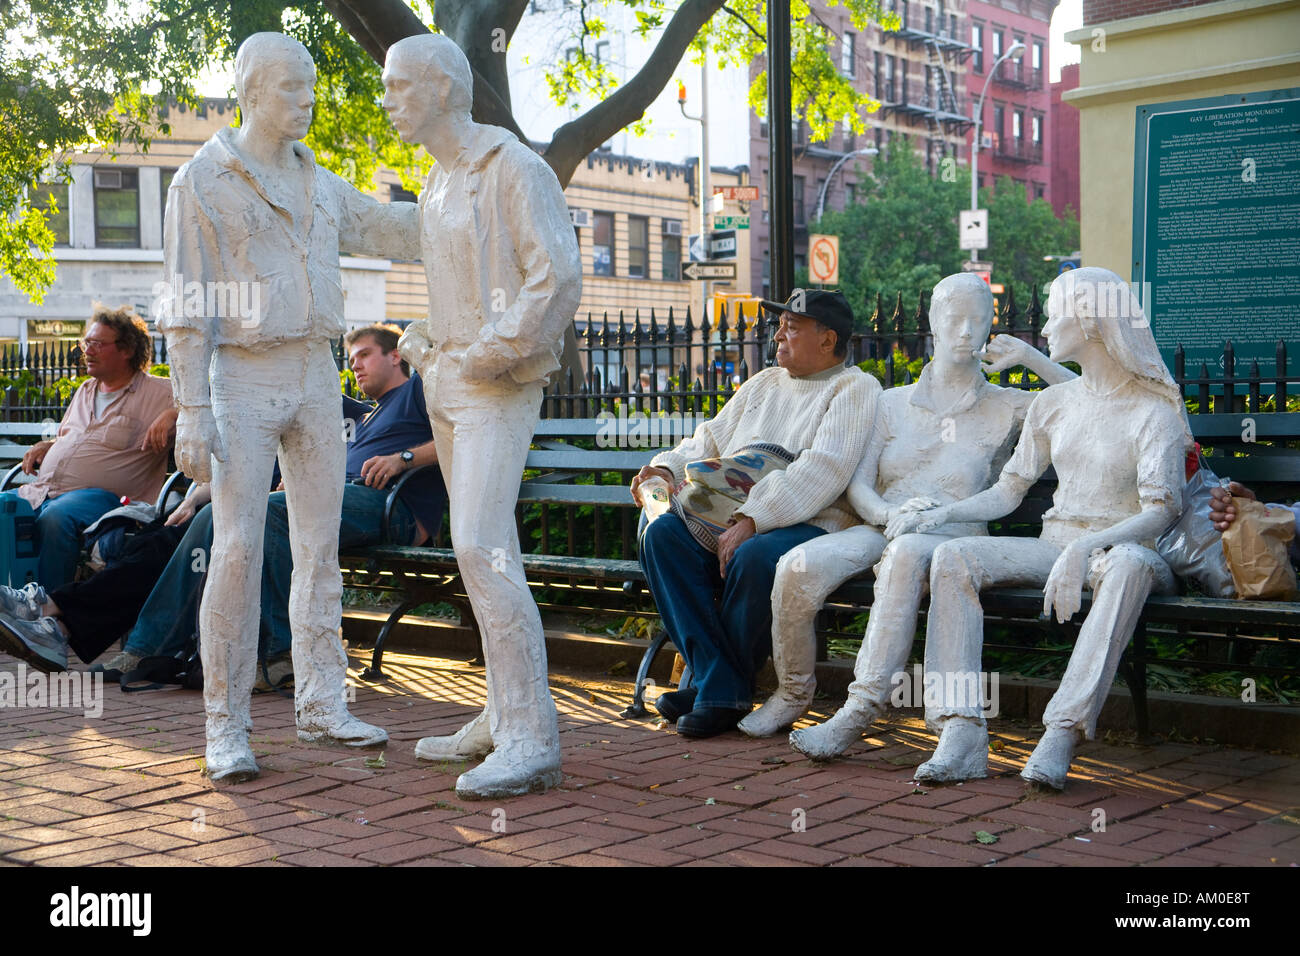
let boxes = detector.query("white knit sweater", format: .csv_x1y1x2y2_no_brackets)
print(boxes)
650,363,881,535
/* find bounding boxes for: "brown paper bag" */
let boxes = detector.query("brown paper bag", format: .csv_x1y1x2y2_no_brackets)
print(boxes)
1221,497,1299,600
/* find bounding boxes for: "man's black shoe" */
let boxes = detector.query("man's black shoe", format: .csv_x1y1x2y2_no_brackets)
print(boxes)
653,687,697,723
676,706,749,739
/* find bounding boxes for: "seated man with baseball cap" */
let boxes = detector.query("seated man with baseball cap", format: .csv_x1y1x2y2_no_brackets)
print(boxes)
630,290,880,737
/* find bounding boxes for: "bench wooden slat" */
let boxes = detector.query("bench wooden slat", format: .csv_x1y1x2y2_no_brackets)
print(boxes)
526,449,655,470
519,482,635,506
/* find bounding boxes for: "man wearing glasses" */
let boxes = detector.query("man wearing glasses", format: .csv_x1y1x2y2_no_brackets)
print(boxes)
2,304,175,592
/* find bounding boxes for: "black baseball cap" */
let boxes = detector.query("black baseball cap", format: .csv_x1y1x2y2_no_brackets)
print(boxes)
757,289,854,344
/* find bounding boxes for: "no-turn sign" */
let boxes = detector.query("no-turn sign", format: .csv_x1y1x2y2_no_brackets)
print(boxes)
809,234,839,285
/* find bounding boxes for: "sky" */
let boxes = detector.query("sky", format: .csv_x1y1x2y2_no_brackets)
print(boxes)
1051,0,1084,83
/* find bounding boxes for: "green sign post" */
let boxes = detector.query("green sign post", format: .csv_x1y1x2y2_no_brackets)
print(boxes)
1132,88,1300,381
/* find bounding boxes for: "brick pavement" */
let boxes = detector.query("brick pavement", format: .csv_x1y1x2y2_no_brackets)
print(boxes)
1,650,1297,867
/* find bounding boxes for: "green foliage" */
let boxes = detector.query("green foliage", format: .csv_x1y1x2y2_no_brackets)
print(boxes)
983,176,1080,297
857,347,924,386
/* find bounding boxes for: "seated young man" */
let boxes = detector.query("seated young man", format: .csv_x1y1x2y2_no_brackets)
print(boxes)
0,324,446,675
630,290,879,738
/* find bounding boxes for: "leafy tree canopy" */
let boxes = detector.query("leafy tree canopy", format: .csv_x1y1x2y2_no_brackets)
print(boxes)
2,0,890,300
807,135,1079,328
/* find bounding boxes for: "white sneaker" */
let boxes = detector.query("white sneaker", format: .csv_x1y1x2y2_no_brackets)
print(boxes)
414,709,493,762
738,691,813,738
788,701,879,760
0,612,67,673
455,747,562,801
1020,726,1079,791
915,717,989,783
298,712,388,748
0,582,46,621
205,735,259,784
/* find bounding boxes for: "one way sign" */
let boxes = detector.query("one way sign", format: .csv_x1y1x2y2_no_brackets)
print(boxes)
681,261,737,280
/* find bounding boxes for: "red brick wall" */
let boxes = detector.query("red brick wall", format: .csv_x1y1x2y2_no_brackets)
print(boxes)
1083,0,1220,24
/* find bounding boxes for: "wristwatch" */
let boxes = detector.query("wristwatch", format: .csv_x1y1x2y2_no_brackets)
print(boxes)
399,450,415,469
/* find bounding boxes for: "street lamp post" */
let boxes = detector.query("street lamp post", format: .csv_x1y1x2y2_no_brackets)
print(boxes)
969,41,1026,224
815,147,879,223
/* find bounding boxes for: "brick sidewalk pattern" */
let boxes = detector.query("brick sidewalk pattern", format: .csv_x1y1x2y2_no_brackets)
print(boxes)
1,651,1297,867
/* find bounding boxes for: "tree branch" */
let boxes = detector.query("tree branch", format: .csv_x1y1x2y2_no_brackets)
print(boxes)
542,0,727,186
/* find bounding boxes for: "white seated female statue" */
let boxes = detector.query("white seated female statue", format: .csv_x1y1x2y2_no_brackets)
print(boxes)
739,272,1074,742
886,267,1191,790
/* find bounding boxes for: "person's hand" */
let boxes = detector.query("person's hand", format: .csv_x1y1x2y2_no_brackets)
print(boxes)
164,482,210,527
141,407,179,453
21,440,53,475
886,504,949,540
1209,481,1255,532
718,515,757,577
1044,541,1091,623
630,466,675,507
360,453,407,490
979,334,1037,375
175,406,225,484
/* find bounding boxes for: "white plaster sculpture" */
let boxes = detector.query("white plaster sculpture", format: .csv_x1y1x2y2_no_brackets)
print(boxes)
740,274,1074,741
886,267,1191,789
160,33,419,783
381,34,582,799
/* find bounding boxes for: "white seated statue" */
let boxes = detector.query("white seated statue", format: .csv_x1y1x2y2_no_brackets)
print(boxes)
887,267,1191,790
740,273,1074,742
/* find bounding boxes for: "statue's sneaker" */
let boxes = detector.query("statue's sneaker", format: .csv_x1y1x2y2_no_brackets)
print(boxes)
788,703,878,760
0,612,67,673
455,747,562,800
298,712,388,748
915,717,988,783
206,734,259,784
1020,726,1078,791
415,709,493,762
738,690,813,738
0,582,46,622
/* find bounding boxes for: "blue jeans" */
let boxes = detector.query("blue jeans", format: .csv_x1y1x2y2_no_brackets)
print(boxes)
1,487,120,589
125,484,416,660
638,512,826,710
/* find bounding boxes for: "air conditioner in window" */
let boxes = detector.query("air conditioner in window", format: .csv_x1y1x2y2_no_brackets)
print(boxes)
94,169,123,189
570,208,591,228
980,134,993,149
662,219,681,236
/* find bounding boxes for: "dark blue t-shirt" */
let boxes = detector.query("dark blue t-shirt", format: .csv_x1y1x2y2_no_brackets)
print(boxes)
345,374,447,538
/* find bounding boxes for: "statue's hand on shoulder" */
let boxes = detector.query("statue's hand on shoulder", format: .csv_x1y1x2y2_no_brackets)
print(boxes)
175,405,226,484
1043,541,1091,623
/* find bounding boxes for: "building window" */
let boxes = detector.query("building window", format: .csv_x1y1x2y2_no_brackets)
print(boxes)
160,167,177,234
874,50,882,98
874,126,883,150
388,182,417,203
845,182,857,206
1034,183,1045,200
662,230,681,280
93,167,140,248
793,174,805,224
1013,110,1023,140
842,117,854,151
971,24,983,73
1032,41,1043,71
884,55,896,102
991,29,1003,59
760,115,768,137
992,104,1005,144
924,6,932,34
627,215,648,278
595,40,610,64
31,182,70,246
841,31,855,77
901,59,909,105
1032,114,1042,143
592,211,613,276
899,0,908,29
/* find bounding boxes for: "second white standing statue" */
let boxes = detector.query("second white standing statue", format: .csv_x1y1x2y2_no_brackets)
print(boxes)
381,34,583,799
161,34,419,782
890,267,1191,790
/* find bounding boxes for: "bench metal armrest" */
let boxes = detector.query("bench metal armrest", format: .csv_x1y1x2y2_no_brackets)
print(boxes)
1,462,25,493
382,463,436,545
154,470,192,523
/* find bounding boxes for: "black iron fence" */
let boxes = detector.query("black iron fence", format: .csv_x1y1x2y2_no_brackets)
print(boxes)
3,286,1296,421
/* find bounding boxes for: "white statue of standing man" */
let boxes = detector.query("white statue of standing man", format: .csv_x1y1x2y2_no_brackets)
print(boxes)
892,267,1191,789
160,33,419,782
380,34,582,798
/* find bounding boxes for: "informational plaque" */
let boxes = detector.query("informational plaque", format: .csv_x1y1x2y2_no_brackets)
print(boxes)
1132,89,1300,379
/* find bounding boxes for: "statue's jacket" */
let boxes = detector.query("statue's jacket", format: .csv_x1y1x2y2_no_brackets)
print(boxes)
404,124,582,388
159,126,417,351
